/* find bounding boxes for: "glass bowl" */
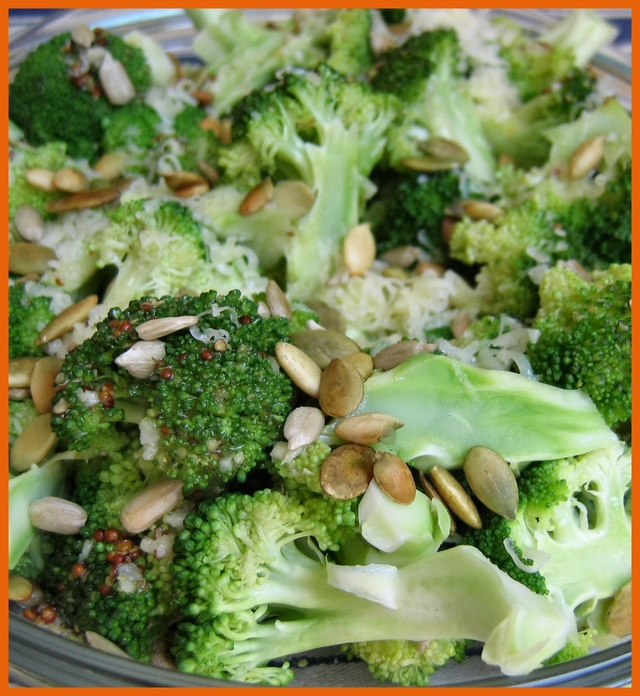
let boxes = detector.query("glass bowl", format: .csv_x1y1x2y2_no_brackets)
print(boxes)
8,8,632,688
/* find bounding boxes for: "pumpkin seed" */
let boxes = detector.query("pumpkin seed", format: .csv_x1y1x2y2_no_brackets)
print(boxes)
29,496,88,534
273,180,316,219
463,445,519,521
275,341,323,398
373,451,416,504
135,315,199,341
240,177,274,215
283,406,326,450
121,478,184,534
52,167,88,193
401,156,460,172
343,223,376,276
10,413,58,472
372,340,437,371
14,206,45,243
290,329,360,369
163,171,209,193
380,245,421,269
9,242,56,276
46,187,120,213
320,444,376,500
569,134,605,179
9,357,39,389
428,465,482,530
606,580,631,637
341,351,374,380
335,412,403,446
419,471,456,534
37,294,99,345
266,280,292,319
30,356,64,414
318,358,364,418
418,137,469,164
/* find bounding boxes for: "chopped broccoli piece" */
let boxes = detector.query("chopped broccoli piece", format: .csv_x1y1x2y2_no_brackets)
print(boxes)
171,104,220,174
528,262,631,430
9,399,40,446
323,9,373,77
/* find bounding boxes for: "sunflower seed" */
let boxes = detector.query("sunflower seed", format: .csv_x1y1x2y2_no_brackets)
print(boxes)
415,261,446,277
343,223,376,276
272,180,316,219
373,451,416,504
463,445,519,521
9,242,56,276
135,315,199,341
372,340,437,371
9,357,39,389
419,471,456,534
428,465,482,530
115,340,166,379
29,496,88,534
335,412,404,446
266,280,292,319
606,580,631,637
30,356,64,414
120,478,184,534
10,414,58,471
85,631,131,658
46,187,120,213
163,171,209,193
99,51,136,105
569,134,605,179
318,358,364,418
418,137,469,165
275,341,323,398
37,294,99,345
283,406,326,450
451,312,472,340
53,167,88,193
240,177,274,215
380,245,421,269
198,161,220,185
14,206,45,243
10,388,31,401
320,444,376,500
463,200,505,222
93,152,126,181
290,329,360,369
26,169,56,192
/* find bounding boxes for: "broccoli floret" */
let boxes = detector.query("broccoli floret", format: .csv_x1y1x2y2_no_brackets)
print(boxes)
460,443,631,637
9,141,70,220
9,281,73,359
9,398,40,446
51,289,295,493
370,170,462,255
171,487,573,684
379,9,407,26
329,353,617,472
528,263,631,430
171,104,220,174
219,65,398,300
10,30,152,161
496,10,617,102
372,29,495,182
345,638,469,687
323,9,373,77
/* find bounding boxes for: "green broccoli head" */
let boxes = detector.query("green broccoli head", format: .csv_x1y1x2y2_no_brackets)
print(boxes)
171,104,221,174
324,9,373,77
528,262,631,430
10,30,151,161
51,289,295,493
101,101,162,174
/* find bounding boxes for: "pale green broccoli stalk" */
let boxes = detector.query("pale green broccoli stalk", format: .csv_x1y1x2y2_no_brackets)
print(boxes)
172,488,574,684
329,353,617,471
218,65,398,301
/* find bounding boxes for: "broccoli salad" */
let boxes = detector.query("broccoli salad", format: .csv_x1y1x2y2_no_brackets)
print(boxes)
8,8,631,687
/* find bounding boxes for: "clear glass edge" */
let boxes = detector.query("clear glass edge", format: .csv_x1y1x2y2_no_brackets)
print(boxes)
8,7,632,689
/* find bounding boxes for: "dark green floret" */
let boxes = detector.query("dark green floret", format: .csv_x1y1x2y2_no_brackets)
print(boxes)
101,101,162,174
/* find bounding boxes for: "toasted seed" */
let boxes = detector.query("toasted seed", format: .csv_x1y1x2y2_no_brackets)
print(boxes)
319,358,365,418
256,300,271,319
163,171,209,193
275,342,323,398
341,351,374,380
266,280,292,319
10,414,58,472
30,356,64,414
372,340,437,371
606,580,631,637
451,312,472,340
46,187,120,213
240,177,274,215
121,478,184,534
343,223,376,276
401,156,460,172
441,217,459,245
192,88,214,105
9,242,56,276
52,167,88,193
85,631,131,658
335,412,404,446
199,116,222,135
52,398,70,415
9,575,36,604
428,465,482,530
381,266,411,280
29,496,88,534
374,451,416,504
419,137,469,165
151,640,177,669
26,168,56,192
115,340,166,379
291,329,361,369
415,261,446,277
218,119,232,144
272,180,316,219
93,152,126,180
37,294,99,345
569,134,605,179
10,388,31,401
463,445,519,521
284,406,326,450
198,161,220,185
380,245,421,269
320,444,376,500
136,315,199,341
419,471,456,534
14,206,45,243
99,51,136,105
175,182,210,198
9,357,39,389
463,200,505,222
